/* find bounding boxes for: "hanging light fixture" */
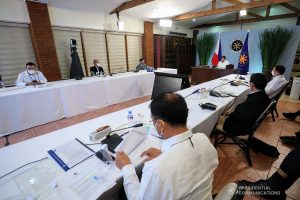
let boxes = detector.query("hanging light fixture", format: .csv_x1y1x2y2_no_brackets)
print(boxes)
116,11,124,31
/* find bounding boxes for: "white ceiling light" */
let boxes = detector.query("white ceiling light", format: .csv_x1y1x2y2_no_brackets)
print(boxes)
159,19,172,27
117,21,124,31
240,9,247,16
192,18,196,22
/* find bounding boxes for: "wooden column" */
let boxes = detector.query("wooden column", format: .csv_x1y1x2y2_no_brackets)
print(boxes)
80,31,89,76
26,1,61,81
143,21,154,66
125,34,129,71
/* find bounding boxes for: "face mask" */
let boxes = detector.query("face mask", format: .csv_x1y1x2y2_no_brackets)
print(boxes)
27,69,36,75
96,63,101,67
154,121,163,138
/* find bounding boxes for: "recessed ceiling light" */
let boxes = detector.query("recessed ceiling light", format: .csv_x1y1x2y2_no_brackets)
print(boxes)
159,19,172,27
192,18,196,22
240,9,247,16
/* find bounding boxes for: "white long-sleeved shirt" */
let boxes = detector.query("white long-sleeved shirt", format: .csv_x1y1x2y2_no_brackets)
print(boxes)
217,60,230,69
16,71,47,87
265,75,288,99
121,130,219,200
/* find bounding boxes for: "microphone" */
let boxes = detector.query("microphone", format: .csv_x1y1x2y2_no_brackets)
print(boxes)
107,123,143,137
184,89,199,98
210,80,234,97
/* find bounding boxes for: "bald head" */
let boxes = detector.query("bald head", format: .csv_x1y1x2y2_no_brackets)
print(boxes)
150,93,188,126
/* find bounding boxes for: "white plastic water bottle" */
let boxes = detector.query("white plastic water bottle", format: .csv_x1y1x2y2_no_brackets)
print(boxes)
127,111,134,126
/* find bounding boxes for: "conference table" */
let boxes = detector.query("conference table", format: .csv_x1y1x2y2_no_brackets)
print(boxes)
0,68,177,137
0,74,250,200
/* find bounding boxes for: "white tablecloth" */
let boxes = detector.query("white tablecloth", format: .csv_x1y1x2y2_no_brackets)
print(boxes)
0,87,64,137
0,68,177,136
0,74,250,200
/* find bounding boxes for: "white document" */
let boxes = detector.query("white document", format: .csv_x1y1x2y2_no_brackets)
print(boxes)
115,126,147,154
56,156,117,200
48,139,94,171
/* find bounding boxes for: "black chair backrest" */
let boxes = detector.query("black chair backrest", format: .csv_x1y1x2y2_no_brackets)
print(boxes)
248,100,277,137
271,81,291,101
226,64,234,69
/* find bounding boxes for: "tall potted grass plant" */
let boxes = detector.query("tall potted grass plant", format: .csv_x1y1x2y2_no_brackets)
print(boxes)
195,33,216,66
259,26,294,79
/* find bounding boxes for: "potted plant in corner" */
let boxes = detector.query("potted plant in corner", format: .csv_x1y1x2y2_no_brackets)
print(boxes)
195,33,216,66
258,26,294,80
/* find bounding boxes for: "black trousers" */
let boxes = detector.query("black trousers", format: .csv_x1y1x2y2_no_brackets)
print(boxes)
278,145,300,189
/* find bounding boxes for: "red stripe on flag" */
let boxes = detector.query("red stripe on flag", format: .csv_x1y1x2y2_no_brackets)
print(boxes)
212,53,219,66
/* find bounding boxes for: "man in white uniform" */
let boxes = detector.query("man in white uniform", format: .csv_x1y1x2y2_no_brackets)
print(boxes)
217,56,230,69
16,62,47,87
265,65,288,99
115,93,219,200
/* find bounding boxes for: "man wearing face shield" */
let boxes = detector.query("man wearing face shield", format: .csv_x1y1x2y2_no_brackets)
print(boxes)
115,93,219,200
265,65,288,99
16,62,47,87
90,59,105,76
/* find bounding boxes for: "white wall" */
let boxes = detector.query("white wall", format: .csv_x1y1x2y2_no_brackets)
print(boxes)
49,7,194,37
154,23,193,38
197,18,298,33
0,0,193,36
48,6,145,33
0,0,30,23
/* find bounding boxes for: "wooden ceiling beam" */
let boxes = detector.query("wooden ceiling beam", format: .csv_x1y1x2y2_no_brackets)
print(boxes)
191,12,300,29
222,0,246,5
212,0,216,9
110,0,154,14
173,0,293,21
280,2,300,13
235,12,239,21
266,5,271,17
247,11,264,19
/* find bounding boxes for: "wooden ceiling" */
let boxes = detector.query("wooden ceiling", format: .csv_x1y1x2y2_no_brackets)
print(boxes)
189,0,300,29
110,0,154,14
108,0,300,29
173,0,293,20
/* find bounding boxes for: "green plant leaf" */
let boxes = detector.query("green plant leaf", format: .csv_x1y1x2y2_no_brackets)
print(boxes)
195,33,216,65
258,26,294,71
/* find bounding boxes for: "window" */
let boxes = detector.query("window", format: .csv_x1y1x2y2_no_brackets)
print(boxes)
82,30,108,75
0,23,36,85
52,27,86,79
127,34,143,71
106,33,127,73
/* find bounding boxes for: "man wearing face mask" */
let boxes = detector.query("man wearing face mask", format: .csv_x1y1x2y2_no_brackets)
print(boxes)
220,73,270,136
115,93,219,200
16,62,47,87
265,65,288,99
90,59,105,76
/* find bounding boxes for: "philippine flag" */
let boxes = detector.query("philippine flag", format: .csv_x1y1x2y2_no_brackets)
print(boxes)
211,34,222,66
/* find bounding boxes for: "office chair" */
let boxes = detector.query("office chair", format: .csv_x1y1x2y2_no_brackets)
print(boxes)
270,81,291,121
214,100,276,166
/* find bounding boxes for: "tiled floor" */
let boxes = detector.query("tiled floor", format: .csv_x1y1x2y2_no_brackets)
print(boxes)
212,99,300,200
1,95,299,199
